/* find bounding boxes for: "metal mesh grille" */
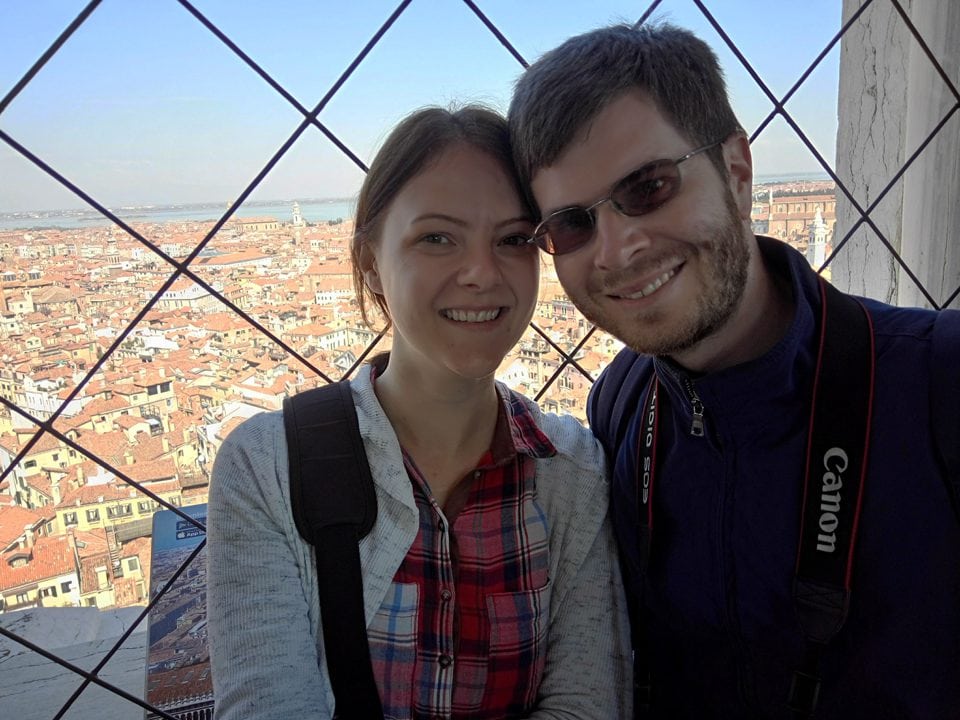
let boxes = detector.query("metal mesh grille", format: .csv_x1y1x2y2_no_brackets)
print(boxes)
0,1,957,717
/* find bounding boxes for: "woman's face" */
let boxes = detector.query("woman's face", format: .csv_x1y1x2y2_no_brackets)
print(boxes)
362,143,539,382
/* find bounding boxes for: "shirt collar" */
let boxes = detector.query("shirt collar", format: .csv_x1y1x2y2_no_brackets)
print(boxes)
494,384,557,463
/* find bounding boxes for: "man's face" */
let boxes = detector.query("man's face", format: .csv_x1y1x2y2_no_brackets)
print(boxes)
530,91,754,359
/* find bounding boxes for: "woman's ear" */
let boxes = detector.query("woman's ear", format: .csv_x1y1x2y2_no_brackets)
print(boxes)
358,243,383,294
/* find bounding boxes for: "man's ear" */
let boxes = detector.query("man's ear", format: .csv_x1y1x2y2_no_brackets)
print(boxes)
358,243,383,294
723,133,753,220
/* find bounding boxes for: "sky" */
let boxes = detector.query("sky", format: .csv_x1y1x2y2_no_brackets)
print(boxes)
0,0,844,214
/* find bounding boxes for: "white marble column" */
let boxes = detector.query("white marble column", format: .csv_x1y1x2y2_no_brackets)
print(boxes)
833,0,960,310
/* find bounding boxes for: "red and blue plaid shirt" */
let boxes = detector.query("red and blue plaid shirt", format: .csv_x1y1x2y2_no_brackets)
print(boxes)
367,388,557,719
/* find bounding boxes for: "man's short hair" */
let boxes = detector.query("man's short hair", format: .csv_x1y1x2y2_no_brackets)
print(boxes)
509,22,744,201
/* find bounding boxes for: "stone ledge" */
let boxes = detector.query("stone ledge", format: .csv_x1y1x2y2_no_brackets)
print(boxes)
0,607,149,720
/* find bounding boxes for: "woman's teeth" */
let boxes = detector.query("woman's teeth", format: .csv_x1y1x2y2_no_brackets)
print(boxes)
442,308,501,322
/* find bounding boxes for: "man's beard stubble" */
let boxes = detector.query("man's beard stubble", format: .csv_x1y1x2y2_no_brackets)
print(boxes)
575,190,750,358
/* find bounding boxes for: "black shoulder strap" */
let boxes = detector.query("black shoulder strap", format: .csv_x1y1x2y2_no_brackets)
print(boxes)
283,381,383,719
931,308,960,526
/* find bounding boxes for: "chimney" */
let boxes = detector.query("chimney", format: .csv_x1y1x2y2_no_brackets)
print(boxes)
124,451,134,466
52,477,62,505
66,529,79,563
161,436,170,453
96,565,109,591
24,524,34,549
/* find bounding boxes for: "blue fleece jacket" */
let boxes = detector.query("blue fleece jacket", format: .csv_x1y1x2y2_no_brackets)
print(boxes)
588,237,960,719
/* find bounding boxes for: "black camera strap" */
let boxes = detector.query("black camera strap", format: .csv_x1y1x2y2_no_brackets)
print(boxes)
633,278,875,717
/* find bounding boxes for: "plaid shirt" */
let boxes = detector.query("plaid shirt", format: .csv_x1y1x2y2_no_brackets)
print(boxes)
367,388,556,719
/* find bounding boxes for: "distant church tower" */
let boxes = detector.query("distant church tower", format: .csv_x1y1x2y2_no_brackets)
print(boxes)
806,206,828,270
292,201,305,245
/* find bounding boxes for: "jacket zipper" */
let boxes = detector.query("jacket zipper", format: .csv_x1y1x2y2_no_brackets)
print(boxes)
658,361,706,437
681,375,706,437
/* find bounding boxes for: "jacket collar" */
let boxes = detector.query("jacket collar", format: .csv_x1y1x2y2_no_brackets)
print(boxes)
653,236,821,432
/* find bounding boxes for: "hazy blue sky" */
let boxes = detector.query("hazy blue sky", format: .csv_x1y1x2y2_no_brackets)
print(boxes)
0,0,843,213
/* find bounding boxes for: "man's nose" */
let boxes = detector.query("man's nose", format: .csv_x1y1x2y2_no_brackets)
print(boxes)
592,203,653,270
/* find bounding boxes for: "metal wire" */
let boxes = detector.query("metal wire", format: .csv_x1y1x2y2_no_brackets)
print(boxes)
0,1,956,718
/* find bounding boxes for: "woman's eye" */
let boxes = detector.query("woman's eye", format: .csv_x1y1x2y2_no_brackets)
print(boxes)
500,233,535,248
420,233,451,245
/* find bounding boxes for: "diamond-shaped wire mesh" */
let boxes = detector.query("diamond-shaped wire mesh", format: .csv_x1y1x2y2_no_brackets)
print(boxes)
0,1,956,717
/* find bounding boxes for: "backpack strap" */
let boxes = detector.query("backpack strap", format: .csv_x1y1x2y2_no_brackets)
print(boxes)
931,308,960,526
587,349,655,714
588,349,654,457
283,380,383,720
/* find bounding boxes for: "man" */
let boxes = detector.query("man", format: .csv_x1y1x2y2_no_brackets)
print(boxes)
509,22,960,720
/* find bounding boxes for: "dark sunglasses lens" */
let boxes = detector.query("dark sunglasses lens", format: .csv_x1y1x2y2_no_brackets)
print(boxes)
612,160,682,216
537,209,595,255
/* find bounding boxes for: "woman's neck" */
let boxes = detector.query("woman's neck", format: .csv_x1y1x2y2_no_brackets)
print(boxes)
373,355,500,505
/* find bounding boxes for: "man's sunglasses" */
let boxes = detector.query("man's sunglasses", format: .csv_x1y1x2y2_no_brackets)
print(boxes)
532,138,727,255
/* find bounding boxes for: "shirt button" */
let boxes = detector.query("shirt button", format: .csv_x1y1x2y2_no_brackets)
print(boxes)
473,470,481,479
440,588,452,602
438,654,453,668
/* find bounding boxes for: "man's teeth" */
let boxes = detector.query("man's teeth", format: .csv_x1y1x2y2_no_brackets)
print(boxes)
622,269,677,299
442,308,501,322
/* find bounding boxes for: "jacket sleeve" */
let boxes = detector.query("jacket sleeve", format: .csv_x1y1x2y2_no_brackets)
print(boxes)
207,414,332,719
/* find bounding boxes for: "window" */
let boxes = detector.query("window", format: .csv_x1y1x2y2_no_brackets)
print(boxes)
127,557,140,572
40,586,58,598
86,508,100,522
60,580,73,593
63,512,78,525
16,592,30,604
137,500,155,513
24,460,37,469
85,597,97,607
107,503,133,519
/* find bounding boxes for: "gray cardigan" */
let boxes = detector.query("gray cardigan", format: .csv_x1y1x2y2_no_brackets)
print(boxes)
207,369,632,719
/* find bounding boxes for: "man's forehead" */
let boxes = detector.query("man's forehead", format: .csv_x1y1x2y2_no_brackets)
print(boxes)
532,92,684,202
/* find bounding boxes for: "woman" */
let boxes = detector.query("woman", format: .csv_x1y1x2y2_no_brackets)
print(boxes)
207,106,631,719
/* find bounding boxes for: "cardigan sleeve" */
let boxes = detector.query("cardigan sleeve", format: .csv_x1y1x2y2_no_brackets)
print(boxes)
207,413,333,719
528,504,633,719
523,409,633,720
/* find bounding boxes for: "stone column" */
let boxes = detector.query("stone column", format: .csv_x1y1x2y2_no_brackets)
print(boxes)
833,0,960,310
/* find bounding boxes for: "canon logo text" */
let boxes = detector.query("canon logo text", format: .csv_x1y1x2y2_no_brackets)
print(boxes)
816,447,848,553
